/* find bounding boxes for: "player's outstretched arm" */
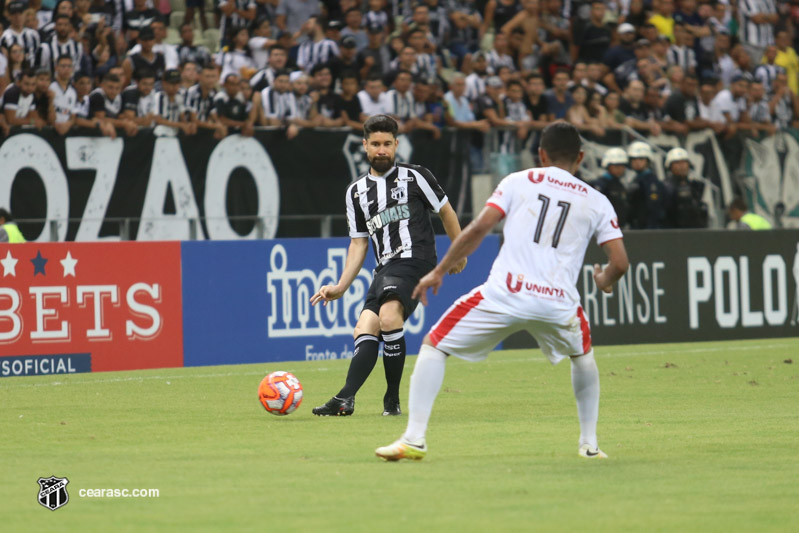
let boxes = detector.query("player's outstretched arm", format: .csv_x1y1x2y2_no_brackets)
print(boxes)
593,239,629,294
413,205,504,305
310,238,369,306
438,201,468,274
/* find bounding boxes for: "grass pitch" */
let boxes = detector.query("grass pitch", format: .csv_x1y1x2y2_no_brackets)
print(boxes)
2,338,798,532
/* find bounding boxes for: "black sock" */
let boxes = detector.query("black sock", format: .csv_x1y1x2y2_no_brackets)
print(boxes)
337,334,379,398
381,328,406,402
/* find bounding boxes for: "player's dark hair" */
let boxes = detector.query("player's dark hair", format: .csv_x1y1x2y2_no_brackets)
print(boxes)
363,114,399,139
540,121,582,164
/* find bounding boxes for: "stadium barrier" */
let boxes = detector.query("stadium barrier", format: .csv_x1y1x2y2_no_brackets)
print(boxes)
3,128,796,244
2,230,796,377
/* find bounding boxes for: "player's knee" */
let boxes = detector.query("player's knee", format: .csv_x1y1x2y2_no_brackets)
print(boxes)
378,300,404,331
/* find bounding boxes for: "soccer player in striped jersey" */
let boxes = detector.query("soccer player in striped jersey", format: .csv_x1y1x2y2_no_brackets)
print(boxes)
311,114,466,417
376,122,629,461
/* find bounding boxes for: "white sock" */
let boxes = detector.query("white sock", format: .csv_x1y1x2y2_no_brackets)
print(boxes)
403,344,447,443
570,350,600,449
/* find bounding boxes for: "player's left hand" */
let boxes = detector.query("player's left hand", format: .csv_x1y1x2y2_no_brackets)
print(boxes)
447,257,467,275
412,269,444,306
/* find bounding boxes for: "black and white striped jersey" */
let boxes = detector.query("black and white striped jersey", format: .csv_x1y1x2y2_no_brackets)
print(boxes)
0,27,41,66
753,63,785,94
218,0,256,45
185,84,217,121
346,163,448,267
667,45,697,72
486,49,516,73
154,91,187,122
297,38,340,72
88,87,122,118
260,86,297,120
464,72,486,101
249,67,277,92
50,81,77,123
738,0,777,47
38,37,84,73
2,84,36,118
386,89,415,120
122,86,156,119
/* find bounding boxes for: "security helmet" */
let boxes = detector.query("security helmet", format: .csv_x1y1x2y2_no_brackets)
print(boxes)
665,147,690,168
627,141,653,160
601,147,629,168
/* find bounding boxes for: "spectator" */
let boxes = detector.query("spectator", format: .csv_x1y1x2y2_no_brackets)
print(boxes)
180,61,199,93
738,0,778,67
153,69,195,136
125,0,160,40
408,76,440,138
3,70,45,129
404,27,438,80
707,30,736,87
475,75,505,130
603,91,627,129
610,38,653,92
619,79,662,135
297,17,340,73
122,69,157,126
602,22,637,79
358,74,392,119
769,71,799,130
730,43,755,80
664,147,707,228
1,1,41,66
290,71,317,126
33,68,55,126
566,84,604,136
187,64,227,138
538,0,571,70
754,45,785,95
328,35,360,86
123,26,166,89
334,70,363,130
627,141,668,229
275,0,321,40
257,69,298,134
250,44,288,91
464,51,488,102
523,72,553,125
218,0,257,48
177,23,212,68
363,0,389,32
543,68,573,119
341,7,368,50
497,78,533,151
443,72,491,134
649,0,676,42
697,77,728,135
0,208,26,243
217,27,257,83
248,18,275,71
486,31,516,74
667,23,697,75
582,62,608,96
149,18,180,70
72,71,95,128
573,1,612,64
587,91,610,130
447,4,482,69
89,72,138,137
482,0,523,36
727,196,772,229
358,23,392,81
386,69,415,132
213,73,254,136
37,14,85,75
713,73,752,134
774,30,799,95
51,55,77,135
747,80,776,135
309,63,341,126
662,73,707,134
592,147,630,228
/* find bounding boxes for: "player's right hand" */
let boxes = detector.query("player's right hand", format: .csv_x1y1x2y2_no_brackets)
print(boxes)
593,264,613,294
412,270,444,306
310,285,345,306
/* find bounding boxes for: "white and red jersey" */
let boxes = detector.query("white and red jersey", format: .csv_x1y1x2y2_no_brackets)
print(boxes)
481,166,623,322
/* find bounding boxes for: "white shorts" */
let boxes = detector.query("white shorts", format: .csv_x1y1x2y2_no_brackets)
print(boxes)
428,286,592,365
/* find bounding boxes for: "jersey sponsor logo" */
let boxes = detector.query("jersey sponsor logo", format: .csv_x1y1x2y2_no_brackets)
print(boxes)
528,170,545,183
505,272,565,299
366,204,411,235
546,176,589,194
379,243,412,263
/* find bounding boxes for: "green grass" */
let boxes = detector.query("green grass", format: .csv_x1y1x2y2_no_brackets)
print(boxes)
2,338,798,532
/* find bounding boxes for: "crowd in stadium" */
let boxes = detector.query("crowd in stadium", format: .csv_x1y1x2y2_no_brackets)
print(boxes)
0,0,797,139
0,0,794,229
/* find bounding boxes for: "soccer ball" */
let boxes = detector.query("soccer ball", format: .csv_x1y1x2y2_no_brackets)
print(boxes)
258,371,303,415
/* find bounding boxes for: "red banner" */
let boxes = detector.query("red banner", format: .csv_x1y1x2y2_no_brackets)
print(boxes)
0,242,183,375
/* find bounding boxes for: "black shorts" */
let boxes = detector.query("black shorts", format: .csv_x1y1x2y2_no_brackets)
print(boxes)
362,258,435,321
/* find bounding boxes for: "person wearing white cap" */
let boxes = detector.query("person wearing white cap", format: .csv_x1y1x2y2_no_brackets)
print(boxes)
592,147,630,228
627,141,668,229
664,147,708,228
600,22,637,90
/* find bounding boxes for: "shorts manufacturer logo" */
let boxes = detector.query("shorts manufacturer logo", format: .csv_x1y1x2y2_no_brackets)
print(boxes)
37,476,69,511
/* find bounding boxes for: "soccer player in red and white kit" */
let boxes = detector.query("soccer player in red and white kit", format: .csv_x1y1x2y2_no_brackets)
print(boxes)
376,122,629,461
